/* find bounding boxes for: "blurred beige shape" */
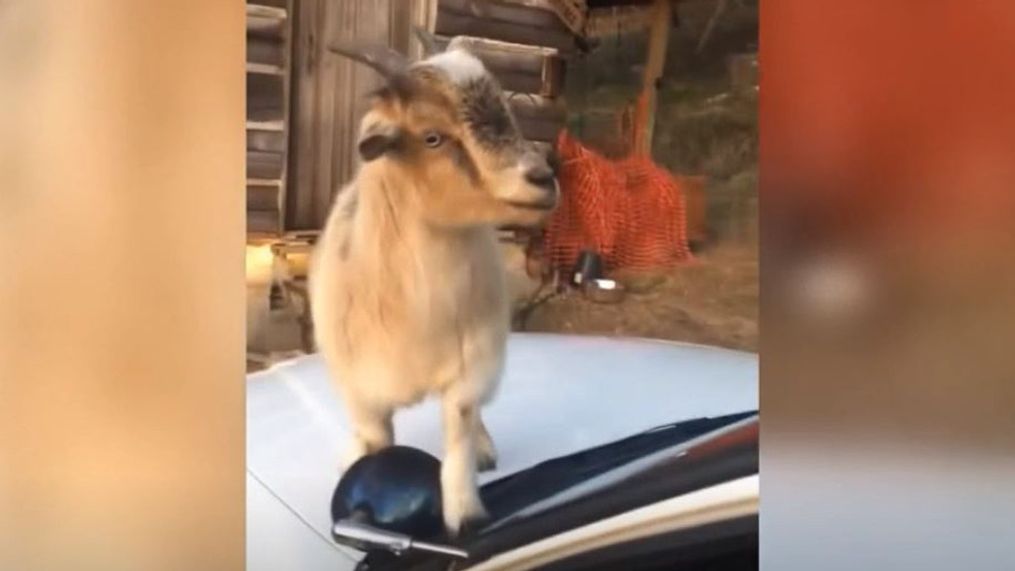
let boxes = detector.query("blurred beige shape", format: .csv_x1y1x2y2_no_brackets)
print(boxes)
0,2,245,569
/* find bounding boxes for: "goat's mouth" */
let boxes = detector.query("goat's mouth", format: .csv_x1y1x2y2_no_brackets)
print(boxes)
504,197,557,211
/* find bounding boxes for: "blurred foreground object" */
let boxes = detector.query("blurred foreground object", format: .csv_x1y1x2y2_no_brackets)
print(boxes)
762,1,1015,569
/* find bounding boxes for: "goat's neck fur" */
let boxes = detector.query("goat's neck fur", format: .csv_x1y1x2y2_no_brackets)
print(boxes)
347,160,504,302
313,158,507,406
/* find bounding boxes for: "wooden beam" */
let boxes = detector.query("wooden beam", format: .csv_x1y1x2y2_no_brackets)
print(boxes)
635,0,672,156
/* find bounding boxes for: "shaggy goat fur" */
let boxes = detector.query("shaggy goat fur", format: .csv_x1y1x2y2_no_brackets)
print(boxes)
309,41,557,534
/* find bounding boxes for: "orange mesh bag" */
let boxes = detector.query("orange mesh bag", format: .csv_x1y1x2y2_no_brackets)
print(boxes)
544,130,693,272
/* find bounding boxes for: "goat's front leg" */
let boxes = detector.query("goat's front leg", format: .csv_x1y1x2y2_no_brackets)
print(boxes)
342,399,394,469
440,396,488,535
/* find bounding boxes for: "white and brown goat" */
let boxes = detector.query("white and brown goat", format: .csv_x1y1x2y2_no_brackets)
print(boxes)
308,37,558,534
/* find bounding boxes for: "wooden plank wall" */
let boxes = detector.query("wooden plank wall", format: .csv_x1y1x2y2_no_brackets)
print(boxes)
286,0,436,233
246,1,291,237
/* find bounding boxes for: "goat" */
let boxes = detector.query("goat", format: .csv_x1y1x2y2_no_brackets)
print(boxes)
308,36,558,535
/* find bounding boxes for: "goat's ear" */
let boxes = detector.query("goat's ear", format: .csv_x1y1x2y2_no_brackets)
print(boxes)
357,123,400,162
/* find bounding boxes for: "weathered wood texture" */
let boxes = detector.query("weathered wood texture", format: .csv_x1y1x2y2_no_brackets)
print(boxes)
248,184,282,210
436,0,575,51
247,129,287,154
247,1,292,237
252,0,288,8
249,210,284,234
286,0,435,232
584,5,654,37
248,13,288,39
248,36,285,68
509,92,567,142
635,0,671,155
247,74,284,123
248,150,285,179
586,0,653,6
546,0,587,35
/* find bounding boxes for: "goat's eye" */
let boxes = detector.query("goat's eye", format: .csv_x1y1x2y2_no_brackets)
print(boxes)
423,131,444,148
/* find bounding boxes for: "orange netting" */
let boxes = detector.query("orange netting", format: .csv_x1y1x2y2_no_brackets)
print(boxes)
543,130,693,272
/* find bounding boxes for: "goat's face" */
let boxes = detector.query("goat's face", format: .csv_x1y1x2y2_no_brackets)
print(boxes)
341,42,558,228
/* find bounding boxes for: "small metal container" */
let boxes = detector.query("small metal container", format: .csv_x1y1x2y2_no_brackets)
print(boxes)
571,250,604,287
583,278,626,304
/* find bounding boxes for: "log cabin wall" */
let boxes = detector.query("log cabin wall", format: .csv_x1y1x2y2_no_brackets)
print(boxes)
247,0,293,237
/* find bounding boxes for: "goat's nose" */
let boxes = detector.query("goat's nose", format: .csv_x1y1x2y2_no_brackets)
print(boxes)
525,164,557,193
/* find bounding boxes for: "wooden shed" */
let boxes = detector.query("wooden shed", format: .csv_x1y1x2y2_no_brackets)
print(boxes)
246,0,582,243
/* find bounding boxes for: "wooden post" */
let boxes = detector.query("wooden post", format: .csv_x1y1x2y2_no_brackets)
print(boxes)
636,0,673,156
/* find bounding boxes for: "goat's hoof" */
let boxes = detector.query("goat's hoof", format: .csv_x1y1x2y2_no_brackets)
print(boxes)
443,497,489,538
477,453,498,473
457,512,491,539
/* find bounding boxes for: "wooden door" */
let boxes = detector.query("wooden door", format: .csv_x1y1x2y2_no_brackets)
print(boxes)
285,0,437,234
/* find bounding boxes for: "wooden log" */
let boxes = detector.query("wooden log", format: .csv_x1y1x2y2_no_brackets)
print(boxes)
248,36,284,68
441,0,565,28
247,73,284,122
247,184,281,211
545,0,587,36
433,36,555,73
436,4,574,51
247,129,287,153
248,0,287,10
478,0,588,34
247,209,282,235
509,93,567,121
634,0,671,156
247,150,285,179
247,14,287,40
497,71,546,96
586,0,653,7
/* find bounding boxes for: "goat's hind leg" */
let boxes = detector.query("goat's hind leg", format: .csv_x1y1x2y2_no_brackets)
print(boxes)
440,396,488,535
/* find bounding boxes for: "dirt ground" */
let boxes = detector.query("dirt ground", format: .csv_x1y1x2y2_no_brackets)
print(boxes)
519,244,758,352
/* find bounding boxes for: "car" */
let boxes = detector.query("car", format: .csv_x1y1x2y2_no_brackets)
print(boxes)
247,333,759,571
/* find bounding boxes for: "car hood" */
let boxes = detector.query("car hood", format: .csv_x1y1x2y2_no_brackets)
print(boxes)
247,333,758,571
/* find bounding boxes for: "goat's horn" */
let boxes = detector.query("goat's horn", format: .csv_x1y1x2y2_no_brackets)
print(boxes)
412,26,441,57
327,41,408,78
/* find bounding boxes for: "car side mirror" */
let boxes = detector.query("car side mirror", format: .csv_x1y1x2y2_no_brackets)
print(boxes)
330,446,468,559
